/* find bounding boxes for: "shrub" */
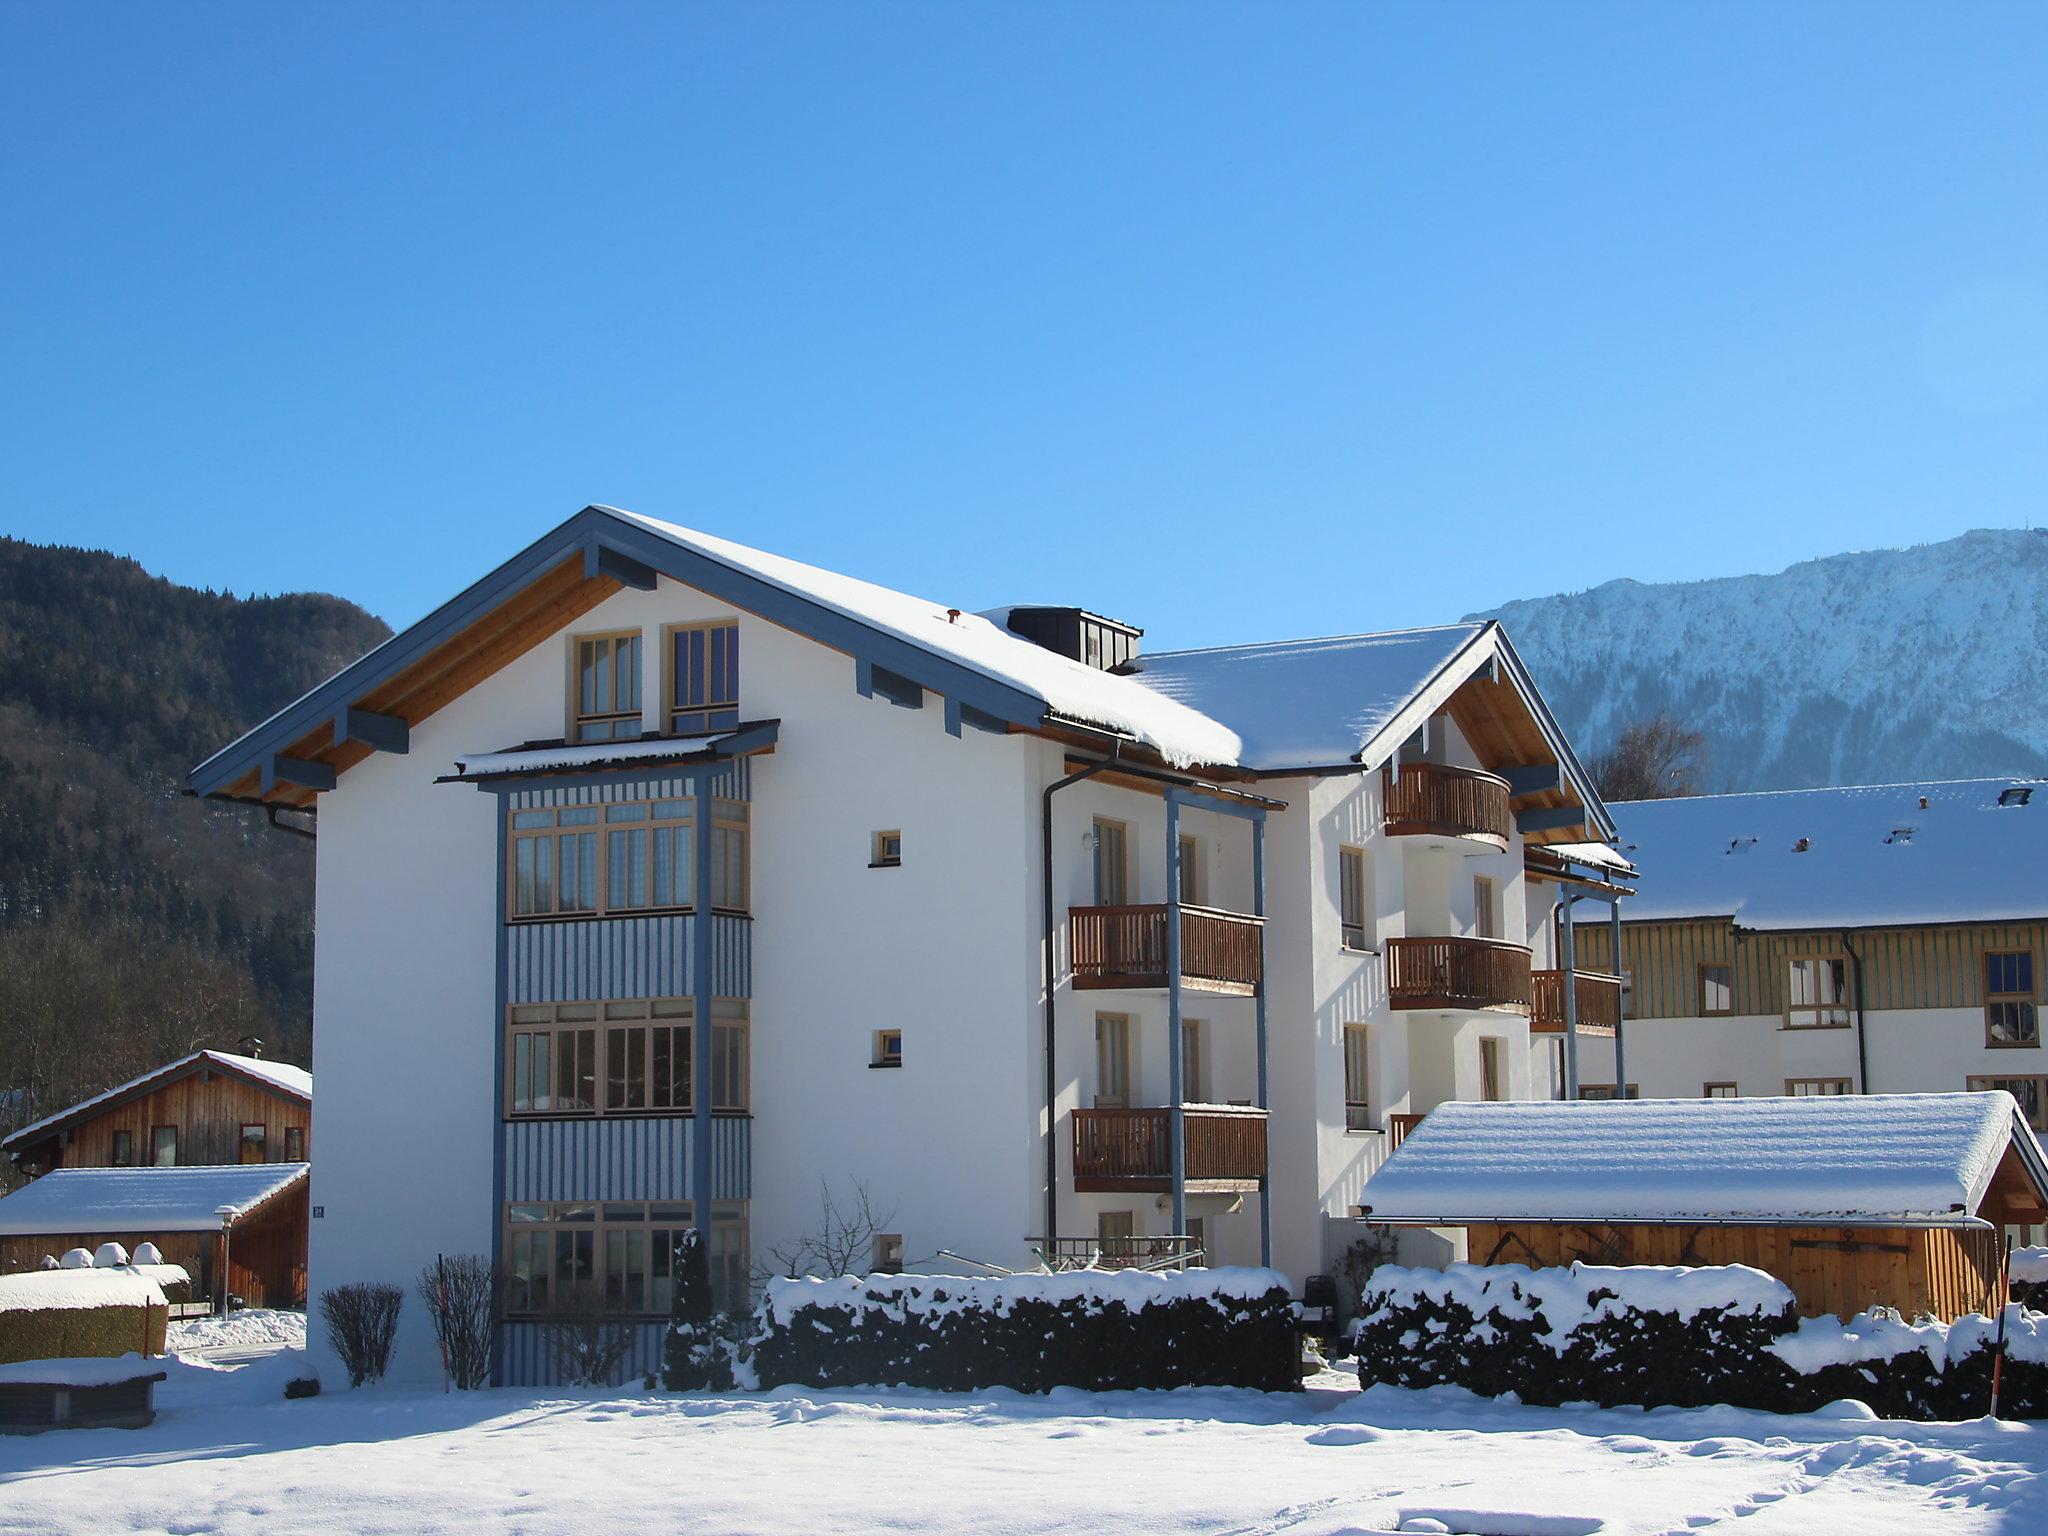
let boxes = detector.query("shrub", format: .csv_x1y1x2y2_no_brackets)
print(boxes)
417,1254,503,1391
319,1282,404,1388
543,1285,636,1388
662,1229,736,1391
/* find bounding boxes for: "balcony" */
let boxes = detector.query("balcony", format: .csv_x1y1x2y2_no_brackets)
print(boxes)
1071,1105,1268,1193
1381,763,1512,850
1385,935,1532,1014
1530,969,1623,1035
1069,904,1264,996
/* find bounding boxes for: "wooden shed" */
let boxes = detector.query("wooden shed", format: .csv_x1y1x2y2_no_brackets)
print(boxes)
1356,1092,2048,1322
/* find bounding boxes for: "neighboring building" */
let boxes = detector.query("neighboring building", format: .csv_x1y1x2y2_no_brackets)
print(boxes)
187,504,1618,1384
1357,1093,2048,1320
1572,780,2048,1122
0,1050,314,1307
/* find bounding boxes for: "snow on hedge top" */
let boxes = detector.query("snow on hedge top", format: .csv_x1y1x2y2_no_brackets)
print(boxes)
1,1050,308,1151
1357,1261,1794,1347
1122,625,1484,772
1359,1094,2041,1223
0,1268,167,1313
762,1265,1291,1326
1589,777,2048,928
611,510,1242,769
0,1163,310,1236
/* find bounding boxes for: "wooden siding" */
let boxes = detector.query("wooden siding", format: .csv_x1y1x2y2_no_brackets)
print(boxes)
18,1068,310,1175
501,1115,750,1203
1578,918,2048,1020
1461,1220,2002,1321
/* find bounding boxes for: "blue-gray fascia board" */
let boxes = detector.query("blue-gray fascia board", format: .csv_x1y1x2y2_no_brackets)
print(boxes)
448,721,782,795
1502,763,1562,797
191,505,1050,799
1517,804,1594,835
261,755,337,795
334,707,409,755
1163,784,1272,822
586,540,658,591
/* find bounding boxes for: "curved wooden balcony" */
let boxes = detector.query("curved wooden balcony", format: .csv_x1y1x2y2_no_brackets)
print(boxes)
1069,904,1263,996
1381,763,1512,850
1530,969,1623,1035
1385,935,1531,1014
1072,1105,1267,1193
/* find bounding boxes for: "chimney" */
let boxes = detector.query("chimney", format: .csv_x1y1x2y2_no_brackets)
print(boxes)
1001,606,1143,672
238,1036,263,1059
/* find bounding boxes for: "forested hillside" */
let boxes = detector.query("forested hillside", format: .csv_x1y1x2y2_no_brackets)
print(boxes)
0,537,388,1169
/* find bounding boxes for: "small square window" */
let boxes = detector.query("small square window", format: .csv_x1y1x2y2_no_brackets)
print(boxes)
871,831,902,868
872,1029,903,1068
873,1234,904,1275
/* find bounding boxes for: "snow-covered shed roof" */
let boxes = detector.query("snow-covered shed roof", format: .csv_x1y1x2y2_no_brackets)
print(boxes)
1359,1094,2048,1226
0,1163,310,1236
1,1051,311,1156
1590,778,2048,929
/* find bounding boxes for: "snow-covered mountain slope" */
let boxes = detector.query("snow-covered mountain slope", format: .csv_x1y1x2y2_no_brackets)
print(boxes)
1471,527,2048,792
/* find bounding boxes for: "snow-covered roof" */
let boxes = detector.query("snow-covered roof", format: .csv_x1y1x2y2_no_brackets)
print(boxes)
1359,1094,2048,1225
2,1051,310,1154
0,1163,310,1236
1591,778,2048,929
1546,841,1639,877
452,734,738,779
0,1269,169,1314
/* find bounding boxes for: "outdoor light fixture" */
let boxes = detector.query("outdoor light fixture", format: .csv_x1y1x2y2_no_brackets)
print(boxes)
215,1203,238,1320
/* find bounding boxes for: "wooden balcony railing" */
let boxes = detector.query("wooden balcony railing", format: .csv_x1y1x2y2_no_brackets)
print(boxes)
1069,904,1264,995
1386,1112,1427,1152
1385,935,1532,1013
1529,969,1624,1034
1072,1105,1268,1193
1382,762,1513,849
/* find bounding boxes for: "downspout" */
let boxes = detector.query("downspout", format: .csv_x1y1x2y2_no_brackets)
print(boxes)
1842,931,1870,1094
1042,745,1119,1257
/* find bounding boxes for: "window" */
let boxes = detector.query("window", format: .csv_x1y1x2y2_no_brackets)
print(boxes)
667,620,740,736
872,1029,903,1068
1473,876,1498,941
1184,1215,1207,1265
110,1130,133,1167
1339,846,1371,950
572,632,643,742
1970,1074,2048,1131
1092,819,1129,906
873,1234,904,1275
240,1124,267,1164
1785,1077,1852,1096
505,1200,749,1315
1097,1210,1135,1254
1986,951,2039,1047
1786,956,1851,1028
1179,1019,1204,1103
1578,1083,1641,1100
507,795,748,919
151,1126,177,1167
1704,1082,1738,1098
1343,1024,1372,1131
1177,833,1202,905
1699,964,1732,1016
506,998,748,1117
1095,1013,1131,1108
1479,1036,1506,1101
871,830,902,868
284,1127,305,1161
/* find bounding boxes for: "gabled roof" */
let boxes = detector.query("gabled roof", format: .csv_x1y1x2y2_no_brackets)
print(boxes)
1359,1093,2048,1226
1592,778,2048,929
1,1051,311,1156
0,1163,310,1236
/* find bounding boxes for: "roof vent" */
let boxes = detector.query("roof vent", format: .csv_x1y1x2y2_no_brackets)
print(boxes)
1001,606,1143,672
1792,837,1812,853
1919,796,1930,810
1998,784,2034,807
1885,825,1916,845
1725,837,1758,856
237,1036,263,1059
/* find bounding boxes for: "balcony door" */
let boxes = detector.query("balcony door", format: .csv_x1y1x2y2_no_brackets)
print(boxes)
1093,819,1130,906
1179,1018,1205,1104
1095,1013,1131,1107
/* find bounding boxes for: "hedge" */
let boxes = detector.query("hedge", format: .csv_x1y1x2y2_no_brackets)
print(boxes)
0,1271,170,1366
1349,1261,2047,1419
749,1267,1299,1393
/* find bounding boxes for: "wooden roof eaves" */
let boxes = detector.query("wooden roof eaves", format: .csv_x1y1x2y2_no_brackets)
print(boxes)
0,1053,310,1155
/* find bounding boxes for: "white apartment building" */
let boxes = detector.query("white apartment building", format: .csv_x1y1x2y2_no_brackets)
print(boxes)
191,505,1619,1384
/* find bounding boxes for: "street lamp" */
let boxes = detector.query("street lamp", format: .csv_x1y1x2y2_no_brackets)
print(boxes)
215,1204,238,1320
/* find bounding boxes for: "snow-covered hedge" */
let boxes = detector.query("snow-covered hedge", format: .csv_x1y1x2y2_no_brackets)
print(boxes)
2015,1247,2048,1310
751,1267,1299,1393
0,1269,170,1366
1349,1262,2048,1419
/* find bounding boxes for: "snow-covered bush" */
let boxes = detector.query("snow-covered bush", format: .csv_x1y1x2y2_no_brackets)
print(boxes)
132,1242,164,1266
1349,1261,2048,1419
318,1282,403,1388
93,1241,130,1268
662,1228,736,1391
417,1254,501,1391
751,1267,1298,1394
59,1248,92,1270
2014,1247,2048,1311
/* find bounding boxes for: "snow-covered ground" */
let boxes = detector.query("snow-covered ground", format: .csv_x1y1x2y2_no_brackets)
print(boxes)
1,1355,2043,1535
165,1308,308,1354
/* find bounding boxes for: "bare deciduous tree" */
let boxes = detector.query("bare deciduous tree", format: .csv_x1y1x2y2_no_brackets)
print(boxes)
755,1179,899,1283
543,1284,636,1387
417,1254,504,1391
1591,715,1708,802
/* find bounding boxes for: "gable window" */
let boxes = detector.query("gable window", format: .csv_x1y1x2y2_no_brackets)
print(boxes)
1699,964,1733,1016
508,795,748,920
110,1130,133,1167
1785,1077,1851,1096
1343,1023,1372,1131
1092,819,1130,906
572,632,643,742
1339,846,1371,950
284,1127,305,1161
1986,951,2039,1047
240,1124,267,1164
1786,956,1851,1029
668,621,740,736
506,998,748,1118
152,1125,177,1167
1969,1073,2048,1131
871,830,902,868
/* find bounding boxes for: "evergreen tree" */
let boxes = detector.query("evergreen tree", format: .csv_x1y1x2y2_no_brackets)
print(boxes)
661,1228,734,1390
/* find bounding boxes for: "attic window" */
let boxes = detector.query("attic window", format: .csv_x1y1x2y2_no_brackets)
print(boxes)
1999,785,2035,808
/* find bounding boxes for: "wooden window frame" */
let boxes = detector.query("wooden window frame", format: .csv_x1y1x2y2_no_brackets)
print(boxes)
871,1029,903,1069
1343,1023,1373,1131
503,1199,748,1318
1177,832,1202,906
1985,950,2040,1049
569,630,645,743
110,1129,133,1167
1338,845,1370,951
1784,954,1852,1030
1698,963,1734,1017
504,998,749,1119
1473,875,1498,941
239,1123,268,1163
1092,818,1131,907
1478,1035,1506,1102
151,1124,177,1167
1094,1012,1132,1108
870,830,902,868
663,620,741,737
284,1126,305,1161
1968,1073,2048,1131
1784,1076,1853,1096
1703,1081,1738,1098
506,795,749,922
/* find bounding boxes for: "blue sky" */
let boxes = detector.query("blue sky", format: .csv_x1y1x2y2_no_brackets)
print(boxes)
3,4,2044,648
